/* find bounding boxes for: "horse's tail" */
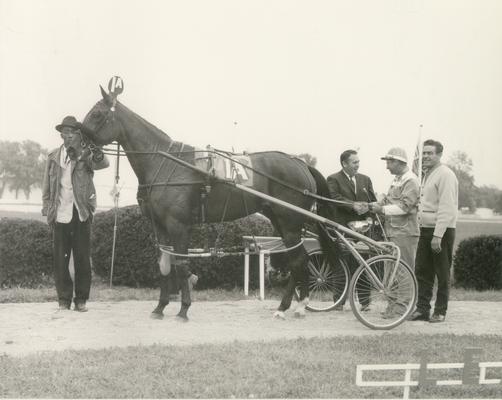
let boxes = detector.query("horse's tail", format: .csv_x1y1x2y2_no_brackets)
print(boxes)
307,166,343,267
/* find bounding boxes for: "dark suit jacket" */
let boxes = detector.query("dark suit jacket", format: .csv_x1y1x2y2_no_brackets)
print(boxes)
326,170,377,227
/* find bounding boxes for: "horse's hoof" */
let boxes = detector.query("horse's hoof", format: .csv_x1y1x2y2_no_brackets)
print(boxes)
273,311,286,320
176,314,189,323
294,310,306,319
150,312,164,320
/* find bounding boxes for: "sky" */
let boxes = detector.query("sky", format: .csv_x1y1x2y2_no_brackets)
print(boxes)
1,0,501,207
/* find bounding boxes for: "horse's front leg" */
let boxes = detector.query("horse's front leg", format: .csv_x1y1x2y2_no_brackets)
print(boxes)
175,258,193,321
171,224,196,322
151,251,175,319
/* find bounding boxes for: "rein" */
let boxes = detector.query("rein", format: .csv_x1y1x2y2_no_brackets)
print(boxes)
82,102,360,257
97,144,355,207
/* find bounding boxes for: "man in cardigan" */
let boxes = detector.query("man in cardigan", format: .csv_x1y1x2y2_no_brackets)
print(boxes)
409,139,458,323
327,149,377,311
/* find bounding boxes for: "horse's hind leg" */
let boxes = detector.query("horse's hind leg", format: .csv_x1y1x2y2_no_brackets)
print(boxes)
275,242,309,319
268,211,309,319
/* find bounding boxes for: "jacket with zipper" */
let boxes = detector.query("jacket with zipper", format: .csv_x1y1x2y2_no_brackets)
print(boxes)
380,169,420,238
41,145,109,225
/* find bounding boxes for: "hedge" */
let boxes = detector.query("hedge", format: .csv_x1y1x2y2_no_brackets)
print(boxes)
0,218,53,288
91,206,275,289
454,235,502,290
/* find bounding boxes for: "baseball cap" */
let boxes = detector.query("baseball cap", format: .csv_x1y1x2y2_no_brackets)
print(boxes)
381,147,408,163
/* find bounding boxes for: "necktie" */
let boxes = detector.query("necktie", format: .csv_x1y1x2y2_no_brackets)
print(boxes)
349,176,355,192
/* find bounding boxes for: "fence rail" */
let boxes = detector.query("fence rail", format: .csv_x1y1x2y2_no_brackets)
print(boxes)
356,360,502,399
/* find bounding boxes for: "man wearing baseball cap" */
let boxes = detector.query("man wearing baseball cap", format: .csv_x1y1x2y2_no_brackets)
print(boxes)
42,115,109,313
369,147,420,269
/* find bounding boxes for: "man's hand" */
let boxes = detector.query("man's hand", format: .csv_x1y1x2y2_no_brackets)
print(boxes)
91,147,104,162
353,202,369,215
369,202,383,214
431,236,442,253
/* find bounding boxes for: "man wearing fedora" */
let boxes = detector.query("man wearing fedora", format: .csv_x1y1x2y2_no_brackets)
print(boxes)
369,147,420,269
42,115,109,312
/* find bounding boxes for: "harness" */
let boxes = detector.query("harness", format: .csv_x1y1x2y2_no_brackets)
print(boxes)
81,105,357,257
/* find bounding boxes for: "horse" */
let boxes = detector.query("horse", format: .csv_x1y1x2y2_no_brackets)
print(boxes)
81,86,338,321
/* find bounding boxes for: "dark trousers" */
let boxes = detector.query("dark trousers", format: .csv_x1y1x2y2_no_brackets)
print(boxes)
53,206,92,306
415,227,455,316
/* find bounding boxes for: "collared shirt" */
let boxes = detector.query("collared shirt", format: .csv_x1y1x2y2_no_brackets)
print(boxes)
342,170,356,193
56,146,83,223
418,163,459,237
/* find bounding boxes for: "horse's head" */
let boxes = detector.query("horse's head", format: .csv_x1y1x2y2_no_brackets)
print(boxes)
80,86,122,146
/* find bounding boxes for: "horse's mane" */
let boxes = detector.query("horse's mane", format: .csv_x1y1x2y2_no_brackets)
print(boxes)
116,101,173,143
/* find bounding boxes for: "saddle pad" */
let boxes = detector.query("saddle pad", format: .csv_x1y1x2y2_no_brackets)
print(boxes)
195,149,254,187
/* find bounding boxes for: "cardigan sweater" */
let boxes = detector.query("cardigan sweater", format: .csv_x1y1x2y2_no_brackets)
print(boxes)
418,163,458,238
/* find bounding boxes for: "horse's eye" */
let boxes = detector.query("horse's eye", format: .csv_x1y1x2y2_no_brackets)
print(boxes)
92,110,102,118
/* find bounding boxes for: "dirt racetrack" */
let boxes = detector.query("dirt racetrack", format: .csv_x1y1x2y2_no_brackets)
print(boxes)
1,300,501,357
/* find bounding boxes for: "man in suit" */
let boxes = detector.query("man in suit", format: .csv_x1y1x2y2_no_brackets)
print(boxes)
327,149,377,311
327,149,377,226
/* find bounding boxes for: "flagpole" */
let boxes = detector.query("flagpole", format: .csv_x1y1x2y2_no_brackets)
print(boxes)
109,142,120,288
417,124,423,183
412,124,423,184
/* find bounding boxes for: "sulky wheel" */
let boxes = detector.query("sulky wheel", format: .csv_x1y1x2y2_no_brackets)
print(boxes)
295,248,349,312
348,255,417,330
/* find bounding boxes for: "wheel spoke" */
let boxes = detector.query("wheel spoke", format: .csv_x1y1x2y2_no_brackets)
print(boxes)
349,256,417,330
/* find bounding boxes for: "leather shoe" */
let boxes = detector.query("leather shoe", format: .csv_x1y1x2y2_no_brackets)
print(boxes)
58,303,70,311
333,304,343,311
409,310,429,321
429,313,446,323
74,302,88,312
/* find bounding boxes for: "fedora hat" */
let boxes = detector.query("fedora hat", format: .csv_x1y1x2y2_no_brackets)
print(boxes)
381,147,408,163
56,115,81,132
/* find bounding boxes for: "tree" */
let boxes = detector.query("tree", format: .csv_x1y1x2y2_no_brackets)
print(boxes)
447,151,476,212
0,140,47,200
476,185,502,209
296,153,317,168
0,141,20,198
495,192,502,214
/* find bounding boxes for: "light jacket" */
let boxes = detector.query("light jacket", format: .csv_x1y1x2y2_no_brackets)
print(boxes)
418,163,458,238
41,145,109,225
380,169,420,238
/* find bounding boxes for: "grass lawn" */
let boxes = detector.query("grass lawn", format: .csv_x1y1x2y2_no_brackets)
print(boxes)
455,219,502,253
1,278,502,304
1,334,501,398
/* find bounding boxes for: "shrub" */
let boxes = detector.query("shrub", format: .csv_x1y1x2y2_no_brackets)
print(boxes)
91,206,274,289
0,218,53,288
454,235,502,290
92,206,159,288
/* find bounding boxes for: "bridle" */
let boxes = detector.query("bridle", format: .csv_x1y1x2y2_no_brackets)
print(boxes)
80,99,123,153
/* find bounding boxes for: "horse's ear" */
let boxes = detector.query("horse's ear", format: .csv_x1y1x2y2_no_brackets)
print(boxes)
100,85,112,106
